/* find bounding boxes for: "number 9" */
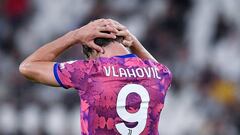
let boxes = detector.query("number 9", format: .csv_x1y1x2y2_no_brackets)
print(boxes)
116,84,150,135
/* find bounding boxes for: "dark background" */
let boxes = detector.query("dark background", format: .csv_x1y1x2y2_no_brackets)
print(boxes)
0,0,240,134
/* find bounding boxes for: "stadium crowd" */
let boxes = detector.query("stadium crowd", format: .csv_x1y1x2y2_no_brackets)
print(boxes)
0,0,240,135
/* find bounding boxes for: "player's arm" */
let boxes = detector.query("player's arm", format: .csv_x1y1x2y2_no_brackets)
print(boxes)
19,20,117,86
126,33,158,62
19,31,76,86
110,20,158,62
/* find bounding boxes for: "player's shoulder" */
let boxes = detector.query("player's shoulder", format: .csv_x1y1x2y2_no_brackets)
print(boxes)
57,59,94,71
142,58,169,70
144,59,172,77
59,57,118,70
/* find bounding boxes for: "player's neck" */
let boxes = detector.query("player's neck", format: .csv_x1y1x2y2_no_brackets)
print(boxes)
99,42,130,58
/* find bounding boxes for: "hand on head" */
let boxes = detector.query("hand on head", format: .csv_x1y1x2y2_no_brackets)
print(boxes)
73,19,135,53
107,19,135,48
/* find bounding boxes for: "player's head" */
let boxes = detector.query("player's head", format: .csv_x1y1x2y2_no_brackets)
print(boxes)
83,33,124,59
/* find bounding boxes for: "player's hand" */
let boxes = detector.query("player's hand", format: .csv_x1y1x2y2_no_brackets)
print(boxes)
73,19,118,53
107,19,135,48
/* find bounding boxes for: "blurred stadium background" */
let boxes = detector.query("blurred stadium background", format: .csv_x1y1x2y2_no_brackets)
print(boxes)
0,0,240,134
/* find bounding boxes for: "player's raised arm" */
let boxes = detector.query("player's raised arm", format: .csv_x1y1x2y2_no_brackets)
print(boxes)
109,20,158,62
127,33,158,62
19,19,118,86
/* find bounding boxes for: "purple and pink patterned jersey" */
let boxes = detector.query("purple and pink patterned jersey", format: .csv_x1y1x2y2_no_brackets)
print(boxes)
53,54,172,135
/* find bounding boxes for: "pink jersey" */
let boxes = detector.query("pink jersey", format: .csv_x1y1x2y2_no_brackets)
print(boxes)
54,54,172,135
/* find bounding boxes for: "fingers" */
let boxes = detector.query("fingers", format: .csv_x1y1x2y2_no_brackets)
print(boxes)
92,19,126,34
88,19,133,49
116,30,128,37
98,25,118,34
96,32,116,39
88,41,104,53
113,24,125,31
107,19,126,31
93,19,115,28
116,29,133,43
122,40,133,47
94,18,125,31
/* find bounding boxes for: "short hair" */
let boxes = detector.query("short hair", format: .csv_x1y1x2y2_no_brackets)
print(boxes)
83,35,124,58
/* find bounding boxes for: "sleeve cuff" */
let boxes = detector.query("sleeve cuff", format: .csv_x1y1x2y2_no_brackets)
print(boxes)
53,63,68,89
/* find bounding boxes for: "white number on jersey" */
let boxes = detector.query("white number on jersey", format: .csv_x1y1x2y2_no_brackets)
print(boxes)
116,84,150,135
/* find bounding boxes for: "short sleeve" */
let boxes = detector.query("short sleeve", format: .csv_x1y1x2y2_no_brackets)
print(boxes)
156,63,173,92
53,60,86,89
162,65,173,91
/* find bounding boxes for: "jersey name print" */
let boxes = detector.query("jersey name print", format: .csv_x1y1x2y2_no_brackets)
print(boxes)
54,54,172,135
103,66,161,79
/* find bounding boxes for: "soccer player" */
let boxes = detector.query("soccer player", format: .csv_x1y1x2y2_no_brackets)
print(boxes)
19,19,172,135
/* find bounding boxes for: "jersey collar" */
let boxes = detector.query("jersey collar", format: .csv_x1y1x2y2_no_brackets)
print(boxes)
115,54,137,58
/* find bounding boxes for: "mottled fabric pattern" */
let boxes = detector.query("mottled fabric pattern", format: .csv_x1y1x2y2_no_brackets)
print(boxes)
54,54,172,135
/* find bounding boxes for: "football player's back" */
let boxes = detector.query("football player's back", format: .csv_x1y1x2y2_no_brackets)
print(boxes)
19,19,172,135
55,54,172,134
